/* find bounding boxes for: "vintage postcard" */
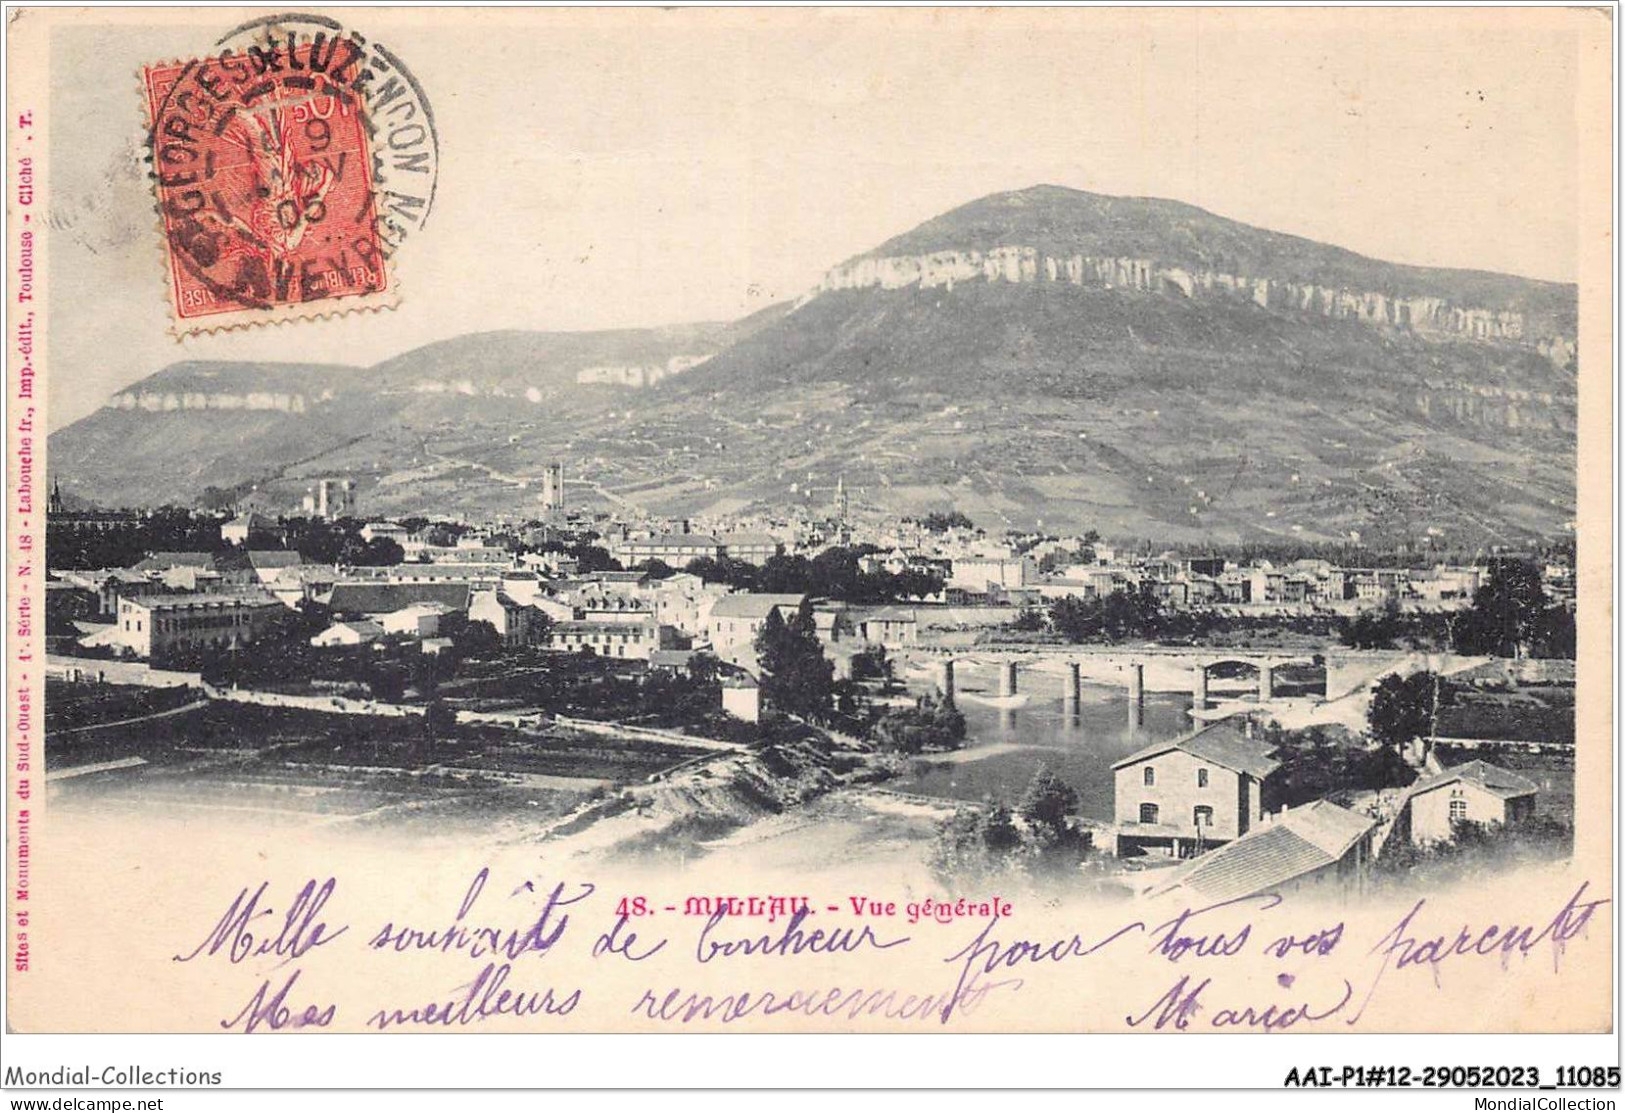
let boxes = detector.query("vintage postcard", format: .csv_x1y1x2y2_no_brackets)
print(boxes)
1,2,1617,1092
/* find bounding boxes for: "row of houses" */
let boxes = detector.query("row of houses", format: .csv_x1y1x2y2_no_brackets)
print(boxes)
1111,718,1542,903
607,530,785,569
949,554,1492,609
60,542,927,668
309,577,920,666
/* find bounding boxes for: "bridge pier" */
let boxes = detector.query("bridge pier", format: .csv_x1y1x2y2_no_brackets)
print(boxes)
1259,663,1275,701
938,659,956,705
1127,662,1144,727
999,661,1019,699
1192,665,1208,712
1064,662,1082,714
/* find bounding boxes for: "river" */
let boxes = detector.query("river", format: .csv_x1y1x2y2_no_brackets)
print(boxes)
890,660,1197,821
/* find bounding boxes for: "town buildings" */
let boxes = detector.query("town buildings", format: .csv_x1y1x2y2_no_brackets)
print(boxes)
222,512,287,547
113,593,285,658
45,481,142,533
359,521,411,546
720,532,784,565
329,582,474,619
311,619,385,647
706,593,808,664
853,606,919,647
1395,759,1540,845
548,616,669,660
1143,800,1378,903
1111,720,1282,858
468,589,545,647
612,532,723,569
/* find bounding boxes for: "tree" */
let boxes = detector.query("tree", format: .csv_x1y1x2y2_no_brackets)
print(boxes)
1017,767,1090,875
758,554,816,594
870,693,966,753
345,536,405,567
575,545,623,573
850,644,892,683
686,651,722,686
1050,584,1161,643
754,601,835,722
198,485,240,511
421,699,458,753
1017,766,1079,842
1367,671,1453,766
1341,599,1403,649
917,510,975,533
1011,607,1046,632
1533,605,1577,659
1375,814,1572,887
1453,559,1550,658
1261,721,1413,798
367,666,407,703
290,597,333,642
684,555,757,589
411,648,451,701
927,778,1092,885
455,620,503,660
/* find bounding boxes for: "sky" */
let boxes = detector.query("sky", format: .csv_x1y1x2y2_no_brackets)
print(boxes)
38,7,1595,430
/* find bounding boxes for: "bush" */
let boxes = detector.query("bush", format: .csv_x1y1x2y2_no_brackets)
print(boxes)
850,644,891,683
927,768,1092,885
1376,815,1572,887
870,693,966,754
1259,722,1414,801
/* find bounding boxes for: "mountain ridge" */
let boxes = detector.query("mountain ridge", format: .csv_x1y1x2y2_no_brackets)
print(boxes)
49,184,1577,545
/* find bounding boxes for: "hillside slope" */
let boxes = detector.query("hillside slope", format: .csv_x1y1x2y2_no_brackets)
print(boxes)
49,186,1575,546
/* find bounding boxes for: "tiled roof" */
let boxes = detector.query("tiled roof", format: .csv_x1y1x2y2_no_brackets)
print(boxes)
1275,798,1382,857
709,593,807,619
386,601,456,617
857,605,919,623
132,551,216,570
553,619,654,635
130,592,282,612
328,582,472,616
318,619,384,639
247,550,301,568
1408,759,1540,801
1113,719,1281,780
1150,801,1376,904
271,564,338,585
1163,827,1331,903
626,533,721,548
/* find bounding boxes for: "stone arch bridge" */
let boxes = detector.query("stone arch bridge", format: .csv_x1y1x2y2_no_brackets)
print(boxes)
899,645,1477,717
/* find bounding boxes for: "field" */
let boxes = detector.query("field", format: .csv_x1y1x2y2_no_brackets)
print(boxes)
44,681,713,833
1432,743,1576,824
1436,684,1575,744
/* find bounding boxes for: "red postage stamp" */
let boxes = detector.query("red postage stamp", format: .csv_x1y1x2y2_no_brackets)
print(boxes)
143,39,396,332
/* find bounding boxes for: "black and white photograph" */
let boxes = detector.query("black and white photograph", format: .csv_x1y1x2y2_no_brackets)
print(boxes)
2,1,1615,1090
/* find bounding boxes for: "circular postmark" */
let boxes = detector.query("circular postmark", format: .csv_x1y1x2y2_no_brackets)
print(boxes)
144,13,438,321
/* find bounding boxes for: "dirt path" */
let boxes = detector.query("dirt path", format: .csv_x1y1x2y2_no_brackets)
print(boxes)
50,698,209,736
